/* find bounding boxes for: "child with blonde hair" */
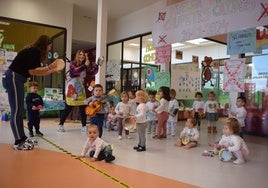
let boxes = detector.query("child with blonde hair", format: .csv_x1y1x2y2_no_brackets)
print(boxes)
174,117,199,149
133,90,148,152
213,118,249,165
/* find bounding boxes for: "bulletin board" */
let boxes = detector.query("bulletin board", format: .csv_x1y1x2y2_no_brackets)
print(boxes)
171,64,201,99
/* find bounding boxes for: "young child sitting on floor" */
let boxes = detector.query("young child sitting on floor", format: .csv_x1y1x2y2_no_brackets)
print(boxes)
213,118,249,165
174,117,199,149
78,125,115,163
106,106,118,131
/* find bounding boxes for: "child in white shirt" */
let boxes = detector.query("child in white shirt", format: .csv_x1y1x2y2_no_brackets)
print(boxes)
133,90,148,152
213,118,249,165
175,117,199,149
192,92,205,130
230,96,247,138
153,86,170,139
106,106,118,131
78,125,115,163
167,89,179,136
115,91,132,140
146,91,159,135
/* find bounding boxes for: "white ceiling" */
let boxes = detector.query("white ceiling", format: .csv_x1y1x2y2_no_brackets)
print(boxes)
66,0,227,53
63,0,160,20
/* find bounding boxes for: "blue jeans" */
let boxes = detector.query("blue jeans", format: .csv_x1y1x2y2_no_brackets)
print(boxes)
2,69,27,144
90,114,105,138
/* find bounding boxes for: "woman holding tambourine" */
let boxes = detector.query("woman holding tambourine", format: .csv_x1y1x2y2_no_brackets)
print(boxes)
174,117,200,149
2,35,64,150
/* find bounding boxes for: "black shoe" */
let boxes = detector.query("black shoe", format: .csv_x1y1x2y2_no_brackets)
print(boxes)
136,146,146,152
105,154,115,162
36,131,44,137
29,132,34,137
152,135,160,139
133,145,141,150
160,135,166,139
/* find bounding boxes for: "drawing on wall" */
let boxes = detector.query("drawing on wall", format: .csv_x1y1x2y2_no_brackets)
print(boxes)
171,64,200,99
106,59,120,81
155,71,170,90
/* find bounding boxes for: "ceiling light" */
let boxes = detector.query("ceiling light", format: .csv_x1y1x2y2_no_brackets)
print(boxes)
172,43,185,47
129,43,139,47
186,38,210,45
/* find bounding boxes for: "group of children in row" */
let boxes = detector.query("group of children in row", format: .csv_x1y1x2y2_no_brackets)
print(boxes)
25,82,249,164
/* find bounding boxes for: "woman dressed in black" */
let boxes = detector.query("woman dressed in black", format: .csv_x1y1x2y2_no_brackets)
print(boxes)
2,35,58,150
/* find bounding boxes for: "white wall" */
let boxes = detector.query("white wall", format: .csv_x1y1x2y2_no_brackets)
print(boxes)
171,43,230,65
0,0,73,58
72,5,97,43
107,1,162,43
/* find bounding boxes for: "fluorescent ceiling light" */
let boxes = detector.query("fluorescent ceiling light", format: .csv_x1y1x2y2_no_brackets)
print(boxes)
172,42,185,47
186,38,210,45
129,43,139,47
147,38,153,42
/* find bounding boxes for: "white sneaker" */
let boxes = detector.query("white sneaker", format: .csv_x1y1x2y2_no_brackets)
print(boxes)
127,135,132,139
81,126,87,133
233,159,245,165
57,125,65,132
118,136,122,140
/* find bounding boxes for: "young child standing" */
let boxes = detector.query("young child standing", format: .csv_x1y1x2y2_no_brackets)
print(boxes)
115,91,132,139
133,90,148,152
106,106,118,131
128,90,137,132
174,117,199,149
25,81,44,137
167,89,179,136
213,118,249,165
146,90,159,135
192,92,205,130
78,125,115,163
204,91,219,133
153,86,170,139
84,84,107,138
230,96,247,138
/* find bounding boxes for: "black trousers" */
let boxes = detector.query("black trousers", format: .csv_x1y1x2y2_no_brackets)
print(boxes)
59,103,87,126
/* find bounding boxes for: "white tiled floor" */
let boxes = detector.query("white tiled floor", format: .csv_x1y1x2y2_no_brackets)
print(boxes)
1,118,267,188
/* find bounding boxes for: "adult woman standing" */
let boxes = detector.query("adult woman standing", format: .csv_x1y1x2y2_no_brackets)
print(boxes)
2,35,57,150
57,50,99,133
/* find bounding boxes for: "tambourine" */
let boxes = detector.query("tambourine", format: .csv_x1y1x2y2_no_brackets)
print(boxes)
51,59,65,71
219,149,232,161
181,136,190,145
96,56,104,66
123,117,136,131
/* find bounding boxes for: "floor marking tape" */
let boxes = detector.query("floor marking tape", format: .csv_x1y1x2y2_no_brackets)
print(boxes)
37,135,132,188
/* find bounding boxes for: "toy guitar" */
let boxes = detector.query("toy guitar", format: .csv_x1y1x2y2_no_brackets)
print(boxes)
85,89,116,116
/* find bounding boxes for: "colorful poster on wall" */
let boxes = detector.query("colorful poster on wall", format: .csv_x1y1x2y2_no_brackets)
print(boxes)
256,27,268,52
171,64,200,99
155,44,171,64
155,71,170,90
152,0,268,47
223,59,245,92
227,28,256,55
145,65,157,90
106,59,120,81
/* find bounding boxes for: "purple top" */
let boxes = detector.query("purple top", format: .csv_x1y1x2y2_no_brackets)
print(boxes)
69,61,87,78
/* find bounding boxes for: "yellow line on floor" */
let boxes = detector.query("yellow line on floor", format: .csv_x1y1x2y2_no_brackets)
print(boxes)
24,126,132,188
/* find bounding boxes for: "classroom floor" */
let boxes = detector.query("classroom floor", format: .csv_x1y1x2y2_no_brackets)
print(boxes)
0,117,267,188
